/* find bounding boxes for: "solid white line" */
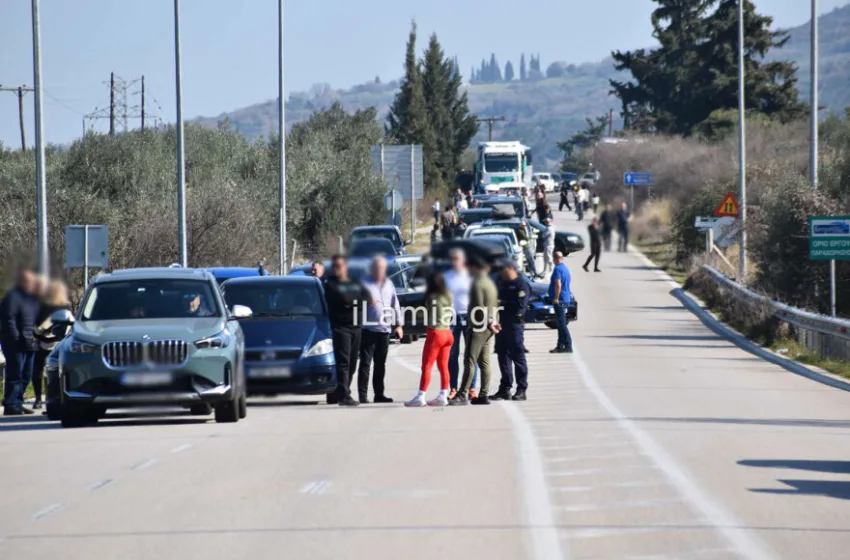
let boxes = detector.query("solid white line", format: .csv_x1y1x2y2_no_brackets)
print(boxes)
501,402,568,560
571,348,775,560
170,443,193,453
32,503,63,520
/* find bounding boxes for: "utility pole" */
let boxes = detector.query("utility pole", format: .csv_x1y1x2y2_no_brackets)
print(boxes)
608,108,614,137
140,75,145,131
476,116,505,141
174,0,188,267
737,0,747,281
278,0,287,274
0,85,33,150
109,71,115,136
31,0,49,275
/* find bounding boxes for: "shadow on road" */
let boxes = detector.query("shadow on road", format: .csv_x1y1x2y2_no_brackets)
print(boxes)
629,305,688,311
591,334,723,342
247,400,321,408
612,265,661,271
739,459,850,500
634,417,850,429
739,459,850,474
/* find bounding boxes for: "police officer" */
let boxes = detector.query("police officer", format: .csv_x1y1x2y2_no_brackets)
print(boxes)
491,259,530,401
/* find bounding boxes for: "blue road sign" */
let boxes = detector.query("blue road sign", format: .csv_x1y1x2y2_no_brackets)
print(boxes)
623,172,653,185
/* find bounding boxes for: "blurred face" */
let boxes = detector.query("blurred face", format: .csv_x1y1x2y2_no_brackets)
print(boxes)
332,258,348,279
501,265,518,281
450,251,465,271
372,258,387,283
18,270,35,294
621,202,628,211
33,275,48,298
553,252,563,265
311,263,324,278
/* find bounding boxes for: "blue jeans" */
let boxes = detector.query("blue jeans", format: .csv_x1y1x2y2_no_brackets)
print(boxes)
1,342,35,408
449,315,479,390
554,303,572,350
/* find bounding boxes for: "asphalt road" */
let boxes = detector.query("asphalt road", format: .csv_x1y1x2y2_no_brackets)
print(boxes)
2,208,850,560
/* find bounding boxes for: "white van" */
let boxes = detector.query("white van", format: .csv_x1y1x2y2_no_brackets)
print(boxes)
532,173,556,193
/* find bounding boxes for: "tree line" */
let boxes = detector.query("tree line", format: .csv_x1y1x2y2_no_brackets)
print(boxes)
470,53,543,84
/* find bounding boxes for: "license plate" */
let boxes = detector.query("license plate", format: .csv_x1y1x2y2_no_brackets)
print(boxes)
249,366,292,378
121,372,173,387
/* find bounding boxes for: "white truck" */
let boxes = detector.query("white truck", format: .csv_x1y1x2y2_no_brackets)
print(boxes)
473,141,533,194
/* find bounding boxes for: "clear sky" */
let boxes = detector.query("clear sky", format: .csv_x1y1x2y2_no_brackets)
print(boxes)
0,0,846,147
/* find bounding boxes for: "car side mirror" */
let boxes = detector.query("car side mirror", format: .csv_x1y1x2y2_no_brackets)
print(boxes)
230,304,253,319
50,309,75,327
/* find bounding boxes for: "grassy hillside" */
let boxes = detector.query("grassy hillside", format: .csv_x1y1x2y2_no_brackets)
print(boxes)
196,4,850,169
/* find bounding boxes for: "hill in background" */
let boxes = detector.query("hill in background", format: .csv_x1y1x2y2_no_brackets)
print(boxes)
196,4,850,169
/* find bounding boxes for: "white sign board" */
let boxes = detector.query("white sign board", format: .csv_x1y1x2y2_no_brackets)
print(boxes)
370,145,424,200
65,225,109,269
384,190,403,211
694,216,738,248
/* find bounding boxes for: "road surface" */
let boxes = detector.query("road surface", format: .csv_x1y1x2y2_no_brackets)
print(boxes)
2,208,850,560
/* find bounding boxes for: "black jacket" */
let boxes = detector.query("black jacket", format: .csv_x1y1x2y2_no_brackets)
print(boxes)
0,288,40,351
324,276,370,329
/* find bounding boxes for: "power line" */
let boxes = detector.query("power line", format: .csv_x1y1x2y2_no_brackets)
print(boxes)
83,72,157,135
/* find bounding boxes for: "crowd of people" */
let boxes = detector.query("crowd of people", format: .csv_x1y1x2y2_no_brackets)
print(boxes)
1,268,72,416
308,246,573,407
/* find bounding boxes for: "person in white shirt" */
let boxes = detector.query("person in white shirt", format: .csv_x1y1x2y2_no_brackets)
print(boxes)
577,188,588,221
591,193,600,214
456,197,468,211
443,249,479,399
433,199,440,223
541,218,556,275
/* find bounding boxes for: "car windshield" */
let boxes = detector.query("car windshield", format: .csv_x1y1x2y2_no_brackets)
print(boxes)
483,153,519,172
476,234,514,254
350,239,396,258
561,173,578,181
350,229,401,247
479,200,524,218
81,279,219,321
223,283,325,317
459,210,493,225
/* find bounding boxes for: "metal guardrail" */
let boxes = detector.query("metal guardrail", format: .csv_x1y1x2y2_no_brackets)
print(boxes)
700,265,850,361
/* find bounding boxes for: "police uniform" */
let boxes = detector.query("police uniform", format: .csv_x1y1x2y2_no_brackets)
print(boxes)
494,273,530,397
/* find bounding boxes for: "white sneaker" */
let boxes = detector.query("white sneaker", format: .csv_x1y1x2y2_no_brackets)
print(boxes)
405,394,427,407
427,394,448,407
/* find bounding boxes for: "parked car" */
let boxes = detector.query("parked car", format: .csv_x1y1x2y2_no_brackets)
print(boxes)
472,195,528,219
526,218,585,256
463,226,525,270
208,264,270,287
560,172,579,185
349,238,398,259
221,276,336,396
349,225,409,255
53,267,251,427
532,173,557,192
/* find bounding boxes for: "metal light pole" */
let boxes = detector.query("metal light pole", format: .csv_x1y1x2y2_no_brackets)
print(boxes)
737,0,747,280
174,0,188,267
278,0,287,274
31,0,49,275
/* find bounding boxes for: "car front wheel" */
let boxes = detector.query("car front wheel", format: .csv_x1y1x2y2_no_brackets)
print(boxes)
237,393,247,419
61,404,97,428
214,398,239,423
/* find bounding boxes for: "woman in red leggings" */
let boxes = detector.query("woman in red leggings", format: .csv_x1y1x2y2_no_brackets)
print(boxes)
405,272,455,407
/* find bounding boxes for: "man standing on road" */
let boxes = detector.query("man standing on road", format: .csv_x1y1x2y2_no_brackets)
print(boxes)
444,249,479,399
558,181,572,211
599,204,614,252
541,218,556,276
492,260,530,401
583,217,602,273
617,202,631,252
516,220,538,279
324,255,370,407
358,256,403,404
1,268,39,416
450,257,500,406
440,205,455,241
548,252,573,354
310,261,325,279
433,199,441,223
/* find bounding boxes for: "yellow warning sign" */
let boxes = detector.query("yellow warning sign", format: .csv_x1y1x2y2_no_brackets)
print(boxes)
714,192,739,217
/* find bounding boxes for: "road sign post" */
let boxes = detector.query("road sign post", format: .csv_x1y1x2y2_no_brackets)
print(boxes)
623,172,654,210
809,215,850,316
714,193,740,218
65,225,109,285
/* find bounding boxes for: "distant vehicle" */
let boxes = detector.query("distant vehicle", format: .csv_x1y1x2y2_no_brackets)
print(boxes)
464,226,525,270
580,171,600,186
813,221,850,235
349,225,409,255
474,141,533,194
208,265,270,287
221,276,336,397
532,172,556,193
551,173,562,184
473,195,528,219
53,267,251,427
560,172,579,184
349,238,398,259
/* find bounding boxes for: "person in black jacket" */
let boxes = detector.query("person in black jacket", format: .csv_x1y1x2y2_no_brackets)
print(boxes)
32,280,72,409
599,204,614,252
323,255,370,407
583,217,602,273
1,268,40,415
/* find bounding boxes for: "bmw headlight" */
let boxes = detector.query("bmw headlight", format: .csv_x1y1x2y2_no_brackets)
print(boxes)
567,234,582,244
195,331,232,349
303,338,333,357
69,336,99,354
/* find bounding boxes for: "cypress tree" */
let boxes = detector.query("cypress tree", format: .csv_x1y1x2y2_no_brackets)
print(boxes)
387,21,434,150
520,53,527,81
505,60,515,82
490,53,503,82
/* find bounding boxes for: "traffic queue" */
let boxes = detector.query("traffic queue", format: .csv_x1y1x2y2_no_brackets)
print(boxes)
0,196,579,424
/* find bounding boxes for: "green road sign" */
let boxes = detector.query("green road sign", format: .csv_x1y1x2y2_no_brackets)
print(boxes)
809,215,850,260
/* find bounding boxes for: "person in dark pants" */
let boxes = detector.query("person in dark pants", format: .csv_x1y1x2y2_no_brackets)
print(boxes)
548,252,573,354
558,182,572,211
583,217,602,273
1,268,40,415
491,260,530,401
599,204,613,251
324,255,370,407
357,256,403,404
440,205,455,241
617,202,631,252
32,280,71,409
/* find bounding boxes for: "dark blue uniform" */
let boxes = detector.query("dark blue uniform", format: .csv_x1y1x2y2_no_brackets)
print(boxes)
495,276,530,394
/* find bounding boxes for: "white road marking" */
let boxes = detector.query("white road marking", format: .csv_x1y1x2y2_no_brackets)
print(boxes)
501,402,568,560
549,451,644,463
540,441,628,451
300,479,332,495
571,348,775,560
566,527,657,539
32,503,63,520
170,443,193,453
132,458,159,471
557,497,684,513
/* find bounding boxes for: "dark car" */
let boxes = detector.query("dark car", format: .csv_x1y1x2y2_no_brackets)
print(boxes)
560,172,579,185
349,238,398,259
208,264,270,287
221,276,336,396
472,195,527,219
349,225,409,255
